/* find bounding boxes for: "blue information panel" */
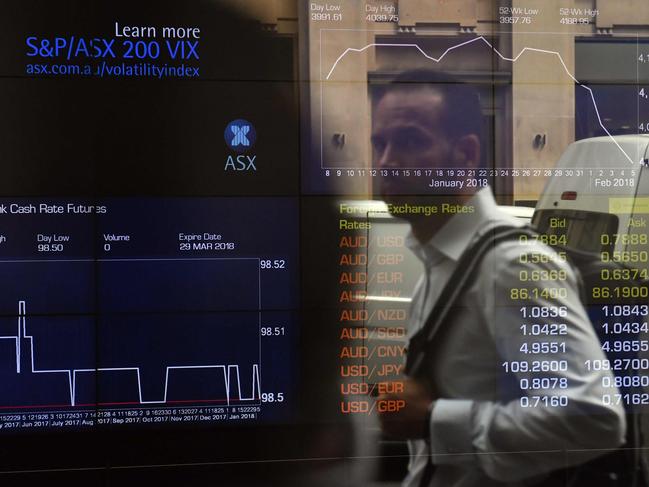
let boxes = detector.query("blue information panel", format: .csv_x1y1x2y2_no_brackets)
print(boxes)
0,198,298,431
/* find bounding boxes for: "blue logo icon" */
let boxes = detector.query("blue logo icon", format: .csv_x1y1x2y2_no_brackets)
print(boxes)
225,119,256,153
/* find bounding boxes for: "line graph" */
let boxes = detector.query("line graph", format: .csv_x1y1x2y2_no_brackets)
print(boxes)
0,294,263,408
321,34,644,167
0,256,264,409
0,301,262,408
0,197,297,429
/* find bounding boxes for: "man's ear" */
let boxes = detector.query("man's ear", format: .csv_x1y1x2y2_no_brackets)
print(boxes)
451,134,481,169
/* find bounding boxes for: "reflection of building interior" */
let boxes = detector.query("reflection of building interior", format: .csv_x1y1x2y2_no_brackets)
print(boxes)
234,0,649,203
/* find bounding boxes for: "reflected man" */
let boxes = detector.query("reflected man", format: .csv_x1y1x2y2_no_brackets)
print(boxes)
372,69,625,487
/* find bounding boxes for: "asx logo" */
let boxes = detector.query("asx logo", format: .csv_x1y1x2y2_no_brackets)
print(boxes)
224,119,257,171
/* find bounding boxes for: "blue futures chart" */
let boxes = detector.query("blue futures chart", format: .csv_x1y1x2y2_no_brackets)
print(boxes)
0,198,297,431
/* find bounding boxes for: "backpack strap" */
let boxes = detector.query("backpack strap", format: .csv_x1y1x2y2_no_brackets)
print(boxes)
405,224,537,378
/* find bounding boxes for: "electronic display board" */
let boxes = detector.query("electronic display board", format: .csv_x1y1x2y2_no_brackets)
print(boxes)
1,1,649,486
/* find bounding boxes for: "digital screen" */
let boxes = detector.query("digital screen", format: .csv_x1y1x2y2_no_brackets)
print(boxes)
0,198,297,429
1,0,649,485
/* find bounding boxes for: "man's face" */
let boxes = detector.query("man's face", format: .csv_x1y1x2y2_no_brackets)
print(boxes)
371,87,454,204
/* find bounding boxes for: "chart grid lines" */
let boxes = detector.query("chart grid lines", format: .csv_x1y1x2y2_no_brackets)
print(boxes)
319,30,646,169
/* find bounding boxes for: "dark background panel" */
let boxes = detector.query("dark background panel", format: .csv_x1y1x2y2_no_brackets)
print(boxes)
0,0,298,196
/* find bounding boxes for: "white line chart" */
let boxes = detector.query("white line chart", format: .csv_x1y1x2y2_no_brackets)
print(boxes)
0,301,262,407
321,34,645,167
